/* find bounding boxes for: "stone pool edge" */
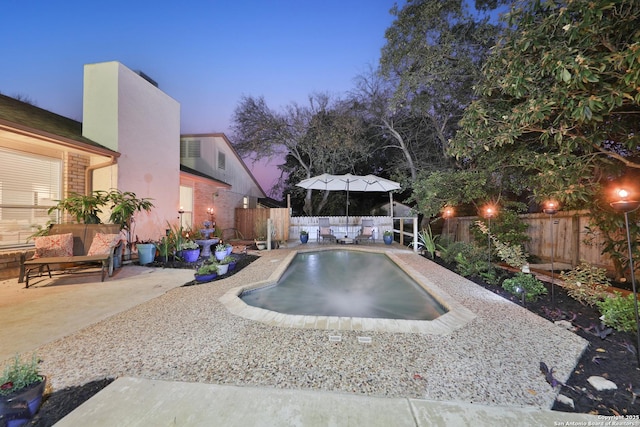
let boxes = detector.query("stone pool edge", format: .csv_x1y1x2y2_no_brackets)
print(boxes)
219,246,476,334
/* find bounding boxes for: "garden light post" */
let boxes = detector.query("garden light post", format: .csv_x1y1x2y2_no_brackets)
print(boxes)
483,206,496,271
443,207,454,239
178,207,184,228
543,200,559,305
609,188,640,368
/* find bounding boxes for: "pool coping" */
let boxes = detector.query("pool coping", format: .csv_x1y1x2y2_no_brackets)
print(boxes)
220,246,476,334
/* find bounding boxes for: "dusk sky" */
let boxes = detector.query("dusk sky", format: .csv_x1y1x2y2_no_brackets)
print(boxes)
1,0,402,196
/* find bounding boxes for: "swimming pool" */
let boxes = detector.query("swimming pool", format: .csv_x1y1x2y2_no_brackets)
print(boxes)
220,247,476,334
240,250,447,320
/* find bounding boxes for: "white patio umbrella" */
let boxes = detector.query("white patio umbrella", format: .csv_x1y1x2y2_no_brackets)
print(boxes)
296,173,401,235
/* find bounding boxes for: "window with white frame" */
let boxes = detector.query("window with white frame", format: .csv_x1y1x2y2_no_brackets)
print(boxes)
179,185,194,229
0,148,61,247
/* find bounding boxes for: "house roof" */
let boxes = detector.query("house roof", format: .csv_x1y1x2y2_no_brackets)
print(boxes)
0,94,118,156
258,197,286,208
179,164,231,187
181,133,267,198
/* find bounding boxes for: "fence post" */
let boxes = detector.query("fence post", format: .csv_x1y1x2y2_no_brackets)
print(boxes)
413,217,418,253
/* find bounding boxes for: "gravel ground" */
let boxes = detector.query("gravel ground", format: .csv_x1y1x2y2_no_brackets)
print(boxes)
29,247,586,409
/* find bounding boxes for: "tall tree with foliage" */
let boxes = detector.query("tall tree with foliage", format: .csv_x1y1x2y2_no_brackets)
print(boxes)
449,0,640,279
377,0,505,188
231,93,370,214
451,0,640,205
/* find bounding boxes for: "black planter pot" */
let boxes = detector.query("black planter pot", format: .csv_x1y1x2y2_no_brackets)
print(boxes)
0,377,46,427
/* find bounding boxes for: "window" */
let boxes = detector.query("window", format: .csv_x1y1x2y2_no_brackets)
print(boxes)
0,148,61,247
180,140,201,158
179,185,194,228
218,151,226,170
243,196,249,209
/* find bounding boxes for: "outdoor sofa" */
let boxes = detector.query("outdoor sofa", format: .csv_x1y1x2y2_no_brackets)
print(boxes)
20,224,123,288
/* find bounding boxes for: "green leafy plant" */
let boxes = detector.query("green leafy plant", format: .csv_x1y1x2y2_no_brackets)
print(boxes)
300,230,308,236
215,243,226,252
560,261,612,306
408,225,439,259
501,273,547,302
475,220,528,269
180,240,199,250
452,242,489,278
438,241,471,265
597,292,638,333
220,256,234,265
0,354,43,396
196,262,218,275
48,190,109,224
383,230,392,237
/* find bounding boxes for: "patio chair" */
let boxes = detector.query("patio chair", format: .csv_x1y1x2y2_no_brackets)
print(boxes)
318,218,337,244
355,219,375,244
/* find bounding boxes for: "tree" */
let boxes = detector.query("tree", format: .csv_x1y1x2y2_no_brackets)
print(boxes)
231,94,370,214
376,0,504,186
451,0,640,206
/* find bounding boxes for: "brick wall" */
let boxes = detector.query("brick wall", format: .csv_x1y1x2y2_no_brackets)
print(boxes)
0,249,34,281
60,152,89,222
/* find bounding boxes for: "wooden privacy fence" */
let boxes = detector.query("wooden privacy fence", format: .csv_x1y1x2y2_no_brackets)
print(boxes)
443,210,616,272
235,208,290,241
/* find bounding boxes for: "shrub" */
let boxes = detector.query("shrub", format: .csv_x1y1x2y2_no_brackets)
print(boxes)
502,273,547,302
452,243,489,278
597,292,638,333
559,261,611,306
475,220,528,269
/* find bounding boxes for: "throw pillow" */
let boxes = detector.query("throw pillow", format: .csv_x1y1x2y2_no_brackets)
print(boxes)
87,233,121,256
33,233,74,258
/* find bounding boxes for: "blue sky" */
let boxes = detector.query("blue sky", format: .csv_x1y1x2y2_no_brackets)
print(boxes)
1,1,400,194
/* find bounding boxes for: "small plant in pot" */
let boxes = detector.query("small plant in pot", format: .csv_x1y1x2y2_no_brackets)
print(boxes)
300,229,309,244
194,262,218,282
214,243,227,261
180,240,201,263
0,354,46,426
222,255,237,271
217,255,233,275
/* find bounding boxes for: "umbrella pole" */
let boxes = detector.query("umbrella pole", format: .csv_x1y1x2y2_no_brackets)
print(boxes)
346,186,349,238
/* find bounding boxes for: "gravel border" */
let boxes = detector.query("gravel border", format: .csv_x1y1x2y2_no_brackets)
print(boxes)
32,247,587,409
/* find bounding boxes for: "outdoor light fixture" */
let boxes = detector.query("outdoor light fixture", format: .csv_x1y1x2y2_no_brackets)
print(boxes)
515,286,526,307
483,205,497,271
609,188,640,367
443,207,454,238
543,200,560,305
178,206,185,228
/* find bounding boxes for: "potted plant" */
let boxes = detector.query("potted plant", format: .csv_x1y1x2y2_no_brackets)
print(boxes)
0,354,46,426
214,243,227,261
300,229,309,244
217,256,231,275
106,189,154,259
223,255,237,271
383,230,393,245
47,190,109,224
194,262,218,282
136,239,157,265
180,240,200,263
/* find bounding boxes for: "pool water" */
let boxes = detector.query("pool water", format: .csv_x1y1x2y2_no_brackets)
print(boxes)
240,250,447,320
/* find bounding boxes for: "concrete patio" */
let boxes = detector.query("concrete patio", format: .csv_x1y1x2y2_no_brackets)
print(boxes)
0,245,606,426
